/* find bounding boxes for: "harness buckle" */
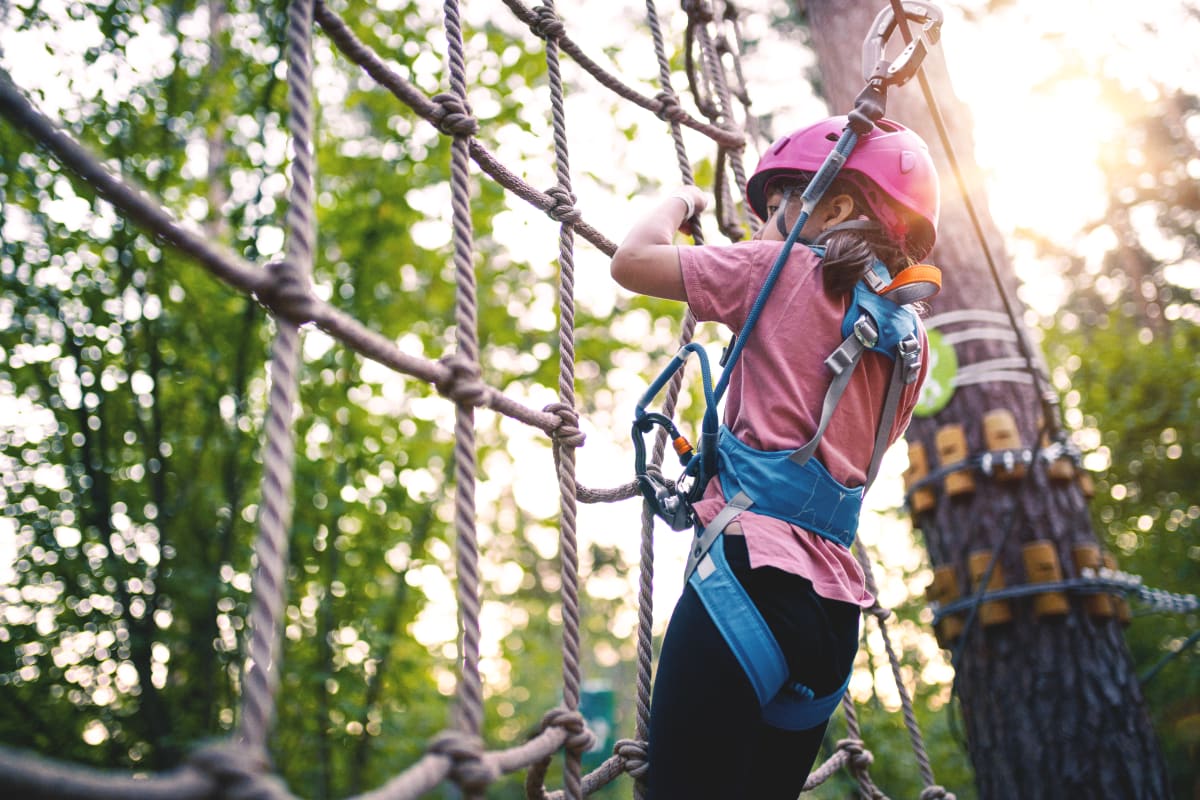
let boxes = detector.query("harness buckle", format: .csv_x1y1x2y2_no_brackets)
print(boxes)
897,335,922,384
853,315,879,348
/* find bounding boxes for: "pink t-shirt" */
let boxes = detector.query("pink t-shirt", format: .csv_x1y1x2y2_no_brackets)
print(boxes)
679,240,929,607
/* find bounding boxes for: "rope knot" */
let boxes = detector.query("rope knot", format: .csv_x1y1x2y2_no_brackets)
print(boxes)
530,5,566,41
614,737,649,779
187,741,293,800
653,91,688,124
543,185,581,225
682,0,715,23
430,92,479,137
920,786,956,800
543,402,585,448
260,260,317,324
836,738,874,771
427,730,499,792
541,707,597,753
436,353,488,407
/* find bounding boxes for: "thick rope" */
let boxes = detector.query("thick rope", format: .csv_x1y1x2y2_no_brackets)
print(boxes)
687,2,753,234
521,2,586,797
622,7,716,796
438,2,486,778
0,2,958,797
499,0,744,150
239,0,316,753
853,540,954,799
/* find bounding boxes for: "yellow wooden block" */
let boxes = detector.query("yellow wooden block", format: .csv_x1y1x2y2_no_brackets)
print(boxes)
968,549,1012,626
904,443,937,514
935,424,975,496
1022,541,1069,617
1071,544,1114,619
984,409,1025,481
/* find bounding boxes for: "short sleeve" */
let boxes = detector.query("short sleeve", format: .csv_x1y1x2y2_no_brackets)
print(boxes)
678,242,763,329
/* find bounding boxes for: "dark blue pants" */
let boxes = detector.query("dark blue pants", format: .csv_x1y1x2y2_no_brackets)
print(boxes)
647,535,861,800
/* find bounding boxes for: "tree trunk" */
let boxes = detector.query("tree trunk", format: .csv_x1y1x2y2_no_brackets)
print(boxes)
800,2,1169,796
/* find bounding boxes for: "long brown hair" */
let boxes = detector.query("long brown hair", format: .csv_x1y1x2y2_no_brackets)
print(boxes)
770,176,909,297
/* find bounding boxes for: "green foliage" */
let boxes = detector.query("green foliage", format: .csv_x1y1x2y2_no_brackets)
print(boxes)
1037,87,1200,798
0,1,640,798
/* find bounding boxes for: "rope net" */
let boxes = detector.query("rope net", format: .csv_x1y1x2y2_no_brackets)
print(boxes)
0,1,952,798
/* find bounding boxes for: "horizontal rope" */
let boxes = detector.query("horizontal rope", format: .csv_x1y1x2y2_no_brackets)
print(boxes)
0,72,659,504
312,1,618,257
931,573,1199,623
905,446,1074,501
498,0,745,149
0,719,583,800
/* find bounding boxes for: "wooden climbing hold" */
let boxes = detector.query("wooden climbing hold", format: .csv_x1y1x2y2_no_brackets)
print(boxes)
1071,544,1114,619
925,564,963,647
904,442,937,513
968,549,1012,626
1042,431,1077,483
935,424,975,496
1021,541,1069,617
1103,551,1133,625
983,409,1025,481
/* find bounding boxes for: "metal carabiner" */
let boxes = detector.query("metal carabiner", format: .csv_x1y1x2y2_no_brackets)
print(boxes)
861,1,943,88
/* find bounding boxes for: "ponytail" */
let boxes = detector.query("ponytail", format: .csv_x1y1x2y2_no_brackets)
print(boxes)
819,231,875,296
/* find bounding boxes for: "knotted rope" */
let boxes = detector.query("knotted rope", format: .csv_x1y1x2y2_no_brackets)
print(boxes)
239,0,316,756
0,1,958,798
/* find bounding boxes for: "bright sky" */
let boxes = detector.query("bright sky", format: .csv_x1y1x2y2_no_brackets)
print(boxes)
3,0,1198,711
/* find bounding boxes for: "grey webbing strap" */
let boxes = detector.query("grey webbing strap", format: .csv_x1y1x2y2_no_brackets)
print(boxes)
683,490,754,582
787,316,877,467
863,334,920,487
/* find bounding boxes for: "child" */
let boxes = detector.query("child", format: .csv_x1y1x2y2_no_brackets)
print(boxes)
610,115,939,799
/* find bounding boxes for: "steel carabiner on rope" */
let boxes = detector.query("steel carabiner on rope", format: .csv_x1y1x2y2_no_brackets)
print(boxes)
630,343,719,530
861,1,943,89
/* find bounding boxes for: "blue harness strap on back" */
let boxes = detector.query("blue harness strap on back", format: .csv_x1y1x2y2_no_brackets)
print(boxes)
689,534,853,731
715,426,862,548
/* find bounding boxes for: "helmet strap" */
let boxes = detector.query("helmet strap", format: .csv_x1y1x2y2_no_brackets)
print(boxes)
775,187,795,238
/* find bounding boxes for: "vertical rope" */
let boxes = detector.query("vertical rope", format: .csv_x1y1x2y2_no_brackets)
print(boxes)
853,540,946,796
688,5,751,226
441,0,485,765
629,8,709,797
646,0,699,211
239,0,315,752
534,3,585,798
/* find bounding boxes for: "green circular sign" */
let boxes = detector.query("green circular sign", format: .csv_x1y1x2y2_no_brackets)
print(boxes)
914,328,957,417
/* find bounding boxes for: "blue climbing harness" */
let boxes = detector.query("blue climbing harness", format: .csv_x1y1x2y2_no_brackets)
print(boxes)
631,181,931,732
633,3,945,728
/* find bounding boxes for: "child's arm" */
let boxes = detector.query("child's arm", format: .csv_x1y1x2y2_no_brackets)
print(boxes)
610,186,708,301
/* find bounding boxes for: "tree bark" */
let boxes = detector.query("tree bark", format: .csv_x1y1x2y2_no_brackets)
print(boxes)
799,2,1169,796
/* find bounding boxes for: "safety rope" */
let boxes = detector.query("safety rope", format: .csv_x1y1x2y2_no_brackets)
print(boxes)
884,0,1062,436
0,2,958,798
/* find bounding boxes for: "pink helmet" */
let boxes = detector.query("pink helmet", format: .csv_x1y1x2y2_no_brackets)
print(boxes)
746,116,940,259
